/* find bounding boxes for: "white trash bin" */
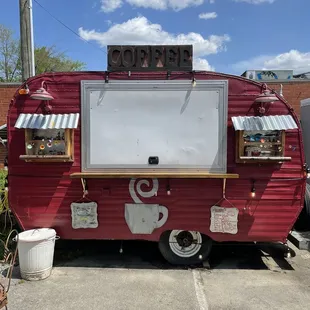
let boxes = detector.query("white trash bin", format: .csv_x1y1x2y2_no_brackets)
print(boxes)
16,228,59,281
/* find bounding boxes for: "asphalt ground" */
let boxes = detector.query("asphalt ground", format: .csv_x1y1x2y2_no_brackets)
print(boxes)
8,239,310,310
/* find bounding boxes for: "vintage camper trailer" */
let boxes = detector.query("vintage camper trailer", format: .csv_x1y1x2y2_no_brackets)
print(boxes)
6,55,307,265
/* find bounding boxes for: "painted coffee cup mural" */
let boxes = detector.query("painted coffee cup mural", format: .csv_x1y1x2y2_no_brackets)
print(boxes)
125,179,169,234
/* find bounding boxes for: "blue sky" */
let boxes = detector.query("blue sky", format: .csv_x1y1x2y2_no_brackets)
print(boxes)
1,0,309,75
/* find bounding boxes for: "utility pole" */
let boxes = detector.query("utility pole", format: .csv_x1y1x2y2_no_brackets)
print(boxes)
19,0,35,81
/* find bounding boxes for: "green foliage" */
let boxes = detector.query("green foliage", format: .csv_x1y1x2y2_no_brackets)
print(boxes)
0,24,20,82
0,24,85,82
35,46,85,75
0,169,7,190
0,169,9,246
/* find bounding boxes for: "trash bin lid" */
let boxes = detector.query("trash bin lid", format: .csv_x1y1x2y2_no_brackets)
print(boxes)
18,228,56,242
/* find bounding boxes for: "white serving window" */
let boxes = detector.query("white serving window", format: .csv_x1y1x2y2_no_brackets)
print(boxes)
81,80,228,172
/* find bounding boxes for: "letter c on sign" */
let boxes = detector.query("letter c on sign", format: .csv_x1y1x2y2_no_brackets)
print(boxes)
108,46,122,68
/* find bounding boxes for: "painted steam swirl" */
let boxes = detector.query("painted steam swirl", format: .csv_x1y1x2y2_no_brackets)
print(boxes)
129,179,159,204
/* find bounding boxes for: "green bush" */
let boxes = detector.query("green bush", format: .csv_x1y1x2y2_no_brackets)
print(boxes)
0,169,9,247
0,169,7,190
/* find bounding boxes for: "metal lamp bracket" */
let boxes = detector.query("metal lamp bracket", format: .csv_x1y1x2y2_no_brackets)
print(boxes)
81,178,88,197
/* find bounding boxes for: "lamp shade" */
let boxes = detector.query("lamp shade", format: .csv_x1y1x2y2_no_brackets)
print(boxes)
255,91,278,103
30,81,54,100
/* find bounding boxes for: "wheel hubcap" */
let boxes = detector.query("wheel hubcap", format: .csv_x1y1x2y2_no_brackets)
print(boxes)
169,230,202,258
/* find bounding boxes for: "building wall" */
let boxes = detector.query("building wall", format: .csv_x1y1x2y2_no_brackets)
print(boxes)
267,81,310,119
0,83,19,125
0,83,20,168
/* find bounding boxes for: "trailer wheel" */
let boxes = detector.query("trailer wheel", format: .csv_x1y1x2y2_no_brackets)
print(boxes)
158,230,212,265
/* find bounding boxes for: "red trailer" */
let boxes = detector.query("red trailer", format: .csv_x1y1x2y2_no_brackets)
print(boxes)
6,67,307,265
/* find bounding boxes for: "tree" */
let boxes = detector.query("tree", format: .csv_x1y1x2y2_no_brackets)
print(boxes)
0,24,85,82
0,25,20,82
34,46,85,75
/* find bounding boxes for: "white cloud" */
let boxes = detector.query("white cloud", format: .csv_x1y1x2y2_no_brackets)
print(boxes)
78,16,230,59
199,12,217,20
193,58,215,71
232,50,310,74
101,0,123,12
126,0,166,10
234,0,276,4
210,0,215,3
101,0,204,12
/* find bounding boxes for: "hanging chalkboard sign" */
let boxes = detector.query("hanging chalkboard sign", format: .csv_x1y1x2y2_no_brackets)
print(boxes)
107,45,193,72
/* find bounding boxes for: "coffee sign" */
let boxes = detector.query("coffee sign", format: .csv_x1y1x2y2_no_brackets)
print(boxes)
107,45,193,72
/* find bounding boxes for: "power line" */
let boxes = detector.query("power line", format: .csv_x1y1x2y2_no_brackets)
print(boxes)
32,0,107,54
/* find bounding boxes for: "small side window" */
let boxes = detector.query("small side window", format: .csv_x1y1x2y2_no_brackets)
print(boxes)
236,130,291,163
20,128,74,162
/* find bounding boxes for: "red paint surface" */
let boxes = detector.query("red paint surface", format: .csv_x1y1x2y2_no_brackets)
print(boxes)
7,71,306,243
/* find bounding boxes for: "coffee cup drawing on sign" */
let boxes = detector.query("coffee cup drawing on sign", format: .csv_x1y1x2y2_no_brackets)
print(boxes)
125,203,169,234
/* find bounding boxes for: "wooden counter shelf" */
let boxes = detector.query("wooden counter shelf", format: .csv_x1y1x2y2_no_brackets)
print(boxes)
20,155,73,162
70,172,240,179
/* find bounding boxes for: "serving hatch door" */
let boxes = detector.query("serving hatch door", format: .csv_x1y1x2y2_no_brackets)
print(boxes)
81,79,228,173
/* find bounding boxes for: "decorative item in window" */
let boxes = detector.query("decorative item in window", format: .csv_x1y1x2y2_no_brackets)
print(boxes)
14,113,79,162
21,128,71,161
26,129,66,155
235,130,290,163
231,115,298,163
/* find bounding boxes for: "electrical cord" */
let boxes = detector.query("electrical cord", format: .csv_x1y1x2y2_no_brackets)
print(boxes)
32,0,107,55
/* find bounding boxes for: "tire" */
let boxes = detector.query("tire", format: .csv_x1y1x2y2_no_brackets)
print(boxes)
158,230,212,265
294,183,310,231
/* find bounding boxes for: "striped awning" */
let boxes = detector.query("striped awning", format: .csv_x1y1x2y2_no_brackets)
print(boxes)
231,115,298,131
14,113,80,129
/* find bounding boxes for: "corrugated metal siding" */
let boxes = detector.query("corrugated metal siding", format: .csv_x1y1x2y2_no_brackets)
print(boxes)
6,71,305,244
14,113,80,129
231,115,298,131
